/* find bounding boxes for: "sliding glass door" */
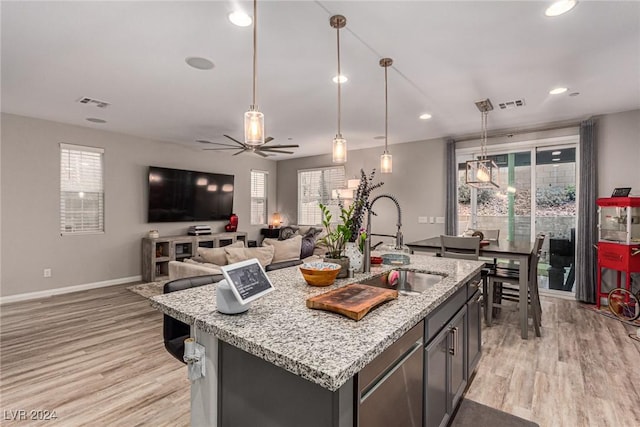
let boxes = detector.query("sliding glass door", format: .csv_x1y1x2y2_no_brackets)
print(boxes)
457,137,578,294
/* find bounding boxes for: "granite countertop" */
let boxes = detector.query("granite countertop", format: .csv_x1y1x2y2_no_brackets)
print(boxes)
150,254,484,391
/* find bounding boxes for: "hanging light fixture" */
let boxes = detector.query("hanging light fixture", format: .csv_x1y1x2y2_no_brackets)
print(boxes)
380,58,393,174
465,98,499,188
244,0,264,146
330,15,347,163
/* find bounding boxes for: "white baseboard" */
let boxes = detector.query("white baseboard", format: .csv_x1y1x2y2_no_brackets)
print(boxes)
0,275,142,305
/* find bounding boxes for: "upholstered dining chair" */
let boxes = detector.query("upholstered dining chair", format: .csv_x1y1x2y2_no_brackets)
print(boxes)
439,235,480,260
163,274,223,363
486,234,545,337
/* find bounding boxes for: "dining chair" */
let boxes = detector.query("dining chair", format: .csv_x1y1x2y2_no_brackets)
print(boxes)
163,274,223,363
486,234,545,337
439,235,480,260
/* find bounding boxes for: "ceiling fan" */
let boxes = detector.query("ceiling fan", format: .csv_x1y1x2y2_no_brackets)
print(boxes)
198,135,299,157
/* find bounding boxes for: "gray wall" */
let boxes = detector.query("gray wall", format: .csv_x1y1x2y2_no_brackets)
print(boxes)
595,109,640,197
276,109,640,247
276,138,449,246
0,113,277,297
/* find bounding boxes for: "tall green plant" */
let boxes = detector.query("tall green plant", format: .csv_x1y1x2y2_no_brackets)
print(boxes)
318,203,355,258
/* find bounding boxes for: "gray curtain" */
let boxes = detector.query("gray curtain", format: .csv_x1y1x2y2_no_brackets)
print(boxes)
445,138,457,236
575,119,598,303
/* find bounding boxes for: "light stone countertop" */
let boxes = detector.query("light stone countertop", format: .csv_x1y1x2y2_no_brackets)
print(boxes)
150,254,484,391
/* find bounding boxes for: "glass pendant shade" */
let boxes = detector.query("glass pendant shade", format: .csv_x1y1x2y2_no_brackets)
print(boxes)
465,158,499,189
380,152,393,174
244,108,264,146
332,135,347,163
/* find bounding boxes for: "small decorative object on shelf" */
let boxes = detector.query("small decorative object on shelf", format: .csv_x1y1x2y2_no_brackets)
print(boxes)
148,230,159,239
225,213,239,232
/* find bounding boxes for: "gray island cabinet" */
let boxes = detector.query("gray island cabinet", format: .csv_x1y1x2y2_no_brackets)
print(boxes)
151,255,484,427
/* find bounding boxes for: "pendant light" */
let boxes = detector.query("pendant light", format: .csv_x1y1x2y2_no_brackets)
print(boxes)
465,98,499,188
244,0,264,146
330,15,347,163
380,58,393,174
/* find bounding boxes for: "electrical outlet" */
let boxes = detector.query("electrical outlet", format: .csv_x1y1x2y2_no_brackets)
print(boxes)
43,268,52,278
435,217,445,224
418,216,429,224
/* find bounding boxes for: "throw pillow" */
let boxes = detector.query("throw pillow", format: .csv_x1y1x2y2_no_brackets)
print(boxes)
263,234,302,263
299,227,322,259
278,226,299,240
224,246,275,267
197,240,244,265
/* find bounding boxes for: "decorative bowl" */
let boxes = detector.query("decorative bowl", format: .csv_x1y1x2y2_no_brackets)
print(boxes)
299,262,342,287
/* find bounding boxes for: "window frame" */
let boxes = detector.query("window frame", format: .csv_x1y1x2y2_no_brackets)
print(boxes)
250,169,269,226
60,143,105,235
297,166,346,226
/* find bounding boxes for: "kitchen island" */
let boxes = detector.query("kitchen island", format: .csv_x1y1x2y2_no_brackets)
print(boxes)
151,254,484,427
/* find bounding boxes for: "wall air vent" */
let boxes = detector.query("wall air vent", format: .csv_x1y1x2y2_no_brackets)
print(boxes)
76,97,110,108
498,99,526,110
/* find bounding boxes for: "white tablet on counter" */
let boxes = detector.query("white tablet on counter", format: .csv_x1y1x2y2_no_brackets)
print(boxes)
220,258,275,305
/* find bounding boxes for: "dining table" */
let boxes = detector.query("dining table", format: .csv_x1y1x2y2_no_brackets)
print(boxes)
406,236,535,339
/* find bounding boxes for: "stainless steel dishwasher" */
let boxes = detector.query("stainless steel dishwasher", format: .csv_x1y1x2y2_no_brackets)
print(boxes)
357,321,424,427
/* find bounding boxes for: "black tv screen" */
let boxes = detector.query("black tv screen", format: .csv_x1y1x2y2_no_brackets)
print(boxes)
148,166,234,222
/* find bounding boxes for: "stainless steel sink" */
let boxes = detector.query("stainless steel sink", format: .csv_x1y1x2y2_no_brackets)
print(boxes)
359,270,444,296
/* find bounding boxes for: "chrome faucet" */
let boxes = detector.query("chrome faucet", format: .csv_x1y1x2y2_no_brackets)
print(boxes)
363,194,403,273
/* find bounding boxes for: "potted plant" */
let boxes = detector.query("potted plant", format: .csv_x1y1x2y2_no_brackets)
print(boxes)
318,202,355,278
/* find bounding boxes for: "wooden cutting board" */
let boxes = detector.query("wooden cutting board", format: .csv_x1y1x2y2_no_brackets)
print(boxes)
306,284,398,321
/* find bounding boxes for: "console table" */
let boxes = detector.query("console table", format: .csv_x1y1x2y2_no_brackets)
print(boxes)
141,232,247,282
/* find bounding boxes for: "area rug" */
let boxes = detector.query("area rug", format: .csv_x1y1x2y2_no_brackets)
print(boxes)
579,303,640,327
451,399,538,427
127,281,166,299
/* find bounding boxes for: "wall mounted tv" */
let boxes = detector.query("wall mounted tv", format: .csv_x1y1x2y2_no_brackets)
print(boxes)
148,166,234,222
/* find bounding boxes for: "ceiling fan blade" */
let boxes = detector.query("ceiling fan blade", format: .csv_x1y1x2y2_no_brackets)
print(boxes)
223,134,248,148
232,149,248,156
203,147,239,151
261,144,299,149
264,136,274,144
259,149,294,154
254,150,270,157
199,141,241,148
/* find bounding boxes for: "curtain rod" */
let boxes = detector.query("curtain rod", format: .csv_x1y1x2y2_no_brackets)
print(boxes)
452,121,581,143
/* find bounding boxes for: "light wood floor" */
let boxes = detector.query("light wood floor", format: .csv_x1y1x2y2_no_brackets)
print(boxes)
0,284,190,426
1,285,639,426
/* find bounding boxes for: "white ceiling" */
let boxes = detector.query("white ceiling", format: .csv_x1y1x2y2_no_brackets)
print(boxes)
2,1,639,160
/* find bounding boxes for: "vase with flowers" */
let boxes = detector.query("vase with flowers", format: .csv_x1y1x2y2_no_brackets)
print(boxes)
344,169,384,271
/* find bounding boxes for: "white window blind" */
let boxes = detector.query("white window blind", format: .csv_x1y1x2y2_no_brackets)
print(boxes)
297,166,345,225
251,170,268,225
60,143,104,234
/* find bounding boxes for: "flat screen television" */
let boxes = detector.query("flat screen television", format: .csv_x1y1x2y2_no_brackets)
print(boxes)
147,166,234,222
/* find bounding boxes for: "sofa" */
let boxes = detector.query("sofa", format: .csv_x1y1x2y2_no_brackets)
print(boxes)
168,226,326,280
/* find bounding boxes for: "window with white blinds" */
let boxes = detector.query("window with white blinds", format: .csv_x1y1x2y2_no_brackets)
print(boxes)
251,170,268,225
60,143,104,234
297,166,346,225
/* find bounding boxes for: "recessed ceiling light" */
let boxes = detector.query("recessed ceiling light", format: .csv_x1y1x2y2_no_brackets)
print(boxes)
552,150,561,155
553,164,560,168
228,11,252,27
373,135,385,140
419,113,432,120
86,117,107,124
185,57,214,70
545,0,577,17
332,75,348,84
549,87,568,95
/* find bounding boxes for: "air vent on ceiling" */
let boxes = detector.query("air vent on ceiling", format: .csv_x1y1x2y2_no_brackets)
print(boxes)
498,99,526,110
76,97,110,108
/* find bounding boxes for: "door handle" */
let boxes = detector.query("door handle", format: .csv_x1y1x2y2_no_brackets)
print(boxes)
449,327,459,356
